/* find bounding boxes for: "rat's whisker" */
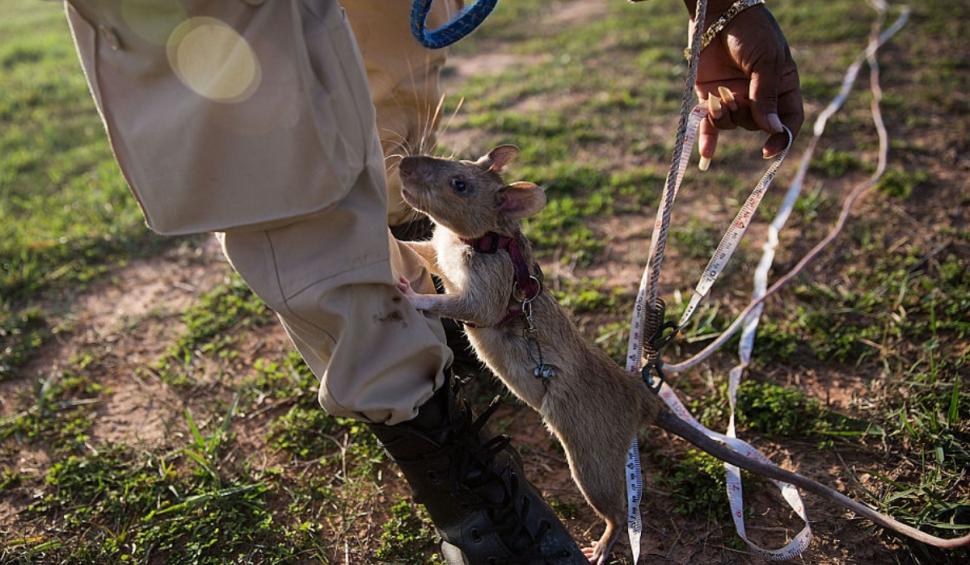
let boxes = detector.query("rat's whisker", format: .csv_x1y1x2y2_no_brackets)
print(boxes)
425,93,446,152
439,95,463,138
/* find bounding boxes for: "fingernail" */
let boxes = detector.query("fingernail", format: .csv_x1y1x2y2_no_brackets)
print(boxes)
717,86,736,108
708,95,722,119
699,156,711,171
768,113,784,133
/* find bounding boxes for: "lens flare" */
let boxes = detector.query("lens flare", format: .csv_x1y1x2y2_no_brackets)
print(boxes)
166,17,261,103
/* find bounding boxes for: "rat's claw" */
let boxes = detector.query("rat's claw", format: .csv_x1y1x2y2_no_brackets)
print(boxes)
397,276,410,291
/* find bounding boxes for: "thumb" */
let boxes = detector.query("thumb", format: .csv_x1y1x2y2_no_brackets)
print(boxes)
749,61,784,134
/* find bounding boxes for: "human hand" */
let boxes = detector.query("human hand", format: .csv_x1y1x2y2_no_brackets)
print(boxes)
691,2,804,166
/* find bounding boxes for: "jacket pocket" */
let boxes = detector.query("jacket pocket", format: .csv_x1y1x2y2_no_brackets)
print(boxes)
294,0,376,173
64,0,374,235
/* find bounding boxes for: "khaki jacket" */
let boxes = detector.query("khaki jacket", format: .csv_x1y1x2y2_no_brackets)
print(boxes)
66,0,376,235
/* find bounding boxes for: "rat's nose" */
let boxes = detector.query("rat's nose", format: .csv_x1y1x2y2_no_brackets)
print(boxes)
398,157,418,180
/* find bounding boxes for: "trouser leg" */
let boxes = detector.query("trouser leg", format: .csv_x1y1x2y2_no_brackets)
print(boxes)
221,149,452,425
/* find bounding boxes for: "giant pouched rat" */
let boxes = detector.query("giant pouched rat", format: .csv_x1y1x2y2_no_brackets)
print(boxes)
394,145,970,563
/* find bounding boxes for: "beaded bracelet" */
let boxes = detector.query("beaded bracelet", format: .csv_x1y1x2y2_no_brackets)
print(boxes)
684,0,766,60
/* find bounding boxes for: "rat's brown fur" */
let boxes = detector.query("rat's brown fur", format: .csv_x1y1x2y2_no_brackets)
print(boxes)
396,147,970,563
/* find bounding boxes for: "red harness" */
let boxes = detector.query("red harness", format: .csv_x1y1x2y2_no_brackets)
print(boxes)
460,232,542,327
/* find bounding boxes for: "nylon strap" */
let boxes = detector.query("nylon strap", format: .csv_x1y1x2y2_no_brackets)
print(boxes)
411,0,499,49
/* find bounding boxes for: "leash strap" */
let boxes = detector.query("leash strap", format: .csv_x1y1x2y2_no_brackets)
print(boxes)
411,0,499,49
623,100,805,560
624,1,711,560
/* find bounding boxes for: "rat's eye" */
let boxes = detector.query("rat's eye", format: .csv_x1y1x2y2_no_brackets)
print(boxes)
450,177,467,194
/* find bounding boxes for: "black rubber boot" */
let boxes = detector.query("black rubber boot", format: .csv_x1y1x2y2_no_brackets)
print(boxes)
369,377,586,565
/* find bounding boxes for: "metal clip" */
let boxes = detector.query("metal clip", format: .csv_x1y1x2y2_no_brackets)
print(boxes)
641,360,666,394
521,283,557,383
649,320,679,353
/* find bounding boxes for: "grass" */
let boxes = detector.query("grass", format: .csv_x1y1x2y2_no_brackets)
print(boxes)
1,352,104,451
150,276,274,387
1,0,969,562
691,381,873,443
0,307,49,380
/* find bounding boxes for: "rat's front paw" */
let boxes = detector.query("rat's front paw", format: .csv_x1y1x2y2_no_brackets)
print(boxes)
397,276,415,297
397,276,429,310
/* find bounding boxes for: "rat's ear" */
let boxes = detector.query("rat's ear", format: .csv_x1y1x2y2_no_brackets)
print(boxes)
476,145,519,173
497,181,546,219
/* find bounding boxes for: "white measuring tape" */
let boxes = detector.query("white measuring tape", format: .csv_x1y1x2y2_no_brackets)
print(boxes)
714,2,910,559
662,2,912,376
622,103,805,561
623,0,911,561
625,437,644,564
677,114,791,328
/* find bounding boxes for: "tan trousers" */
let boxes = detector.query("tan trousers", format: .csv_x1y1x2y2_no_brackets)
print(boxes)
221,1,460,424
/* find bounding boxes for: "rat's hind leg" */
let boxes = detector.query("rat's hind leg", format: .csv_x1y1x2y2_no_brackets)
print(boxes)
561,439,629,564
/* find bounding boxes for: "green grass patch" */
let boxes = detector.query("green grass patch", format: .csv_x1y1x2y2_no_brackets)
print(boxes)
658,448,732,521
691,381,870,442
374,499,442,565
0,353,105,451
151,276,273,386
551,277,623,316
810,148,862,178
18,448,311,564
877,168,929,199
0,307,49,380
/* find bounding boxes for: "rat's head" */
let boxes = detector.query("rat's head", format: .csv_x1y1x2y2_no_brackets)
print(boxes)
398,145,546,238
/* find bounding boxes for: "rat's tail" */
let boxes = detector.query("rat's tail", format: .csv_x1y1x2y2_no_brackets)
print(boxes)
653,406,970,549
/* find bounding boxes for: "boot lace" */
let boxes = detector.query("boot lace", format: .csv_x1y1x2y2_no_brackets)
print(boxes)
443,396,565,563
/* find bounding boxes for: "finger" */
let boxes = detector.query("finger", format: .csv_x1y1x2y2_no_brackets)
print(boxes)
763,71,804,157
748,57,784,134
699,116,719,171
707,94,723,121
713,89,758,130
779,76,804,139
718,86,739,112
762,131,789,159
761,109,804,159
712,105,741,130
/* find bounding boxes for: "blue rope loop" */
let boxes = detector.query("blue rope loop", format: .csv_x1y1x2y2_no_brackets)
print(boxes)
411,0,498,49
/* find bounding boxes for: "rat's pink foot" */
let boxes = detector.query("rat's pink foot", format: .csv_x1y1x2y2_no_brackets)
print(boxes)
583,543,612,564
397,276,431,310
397,276,415,296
